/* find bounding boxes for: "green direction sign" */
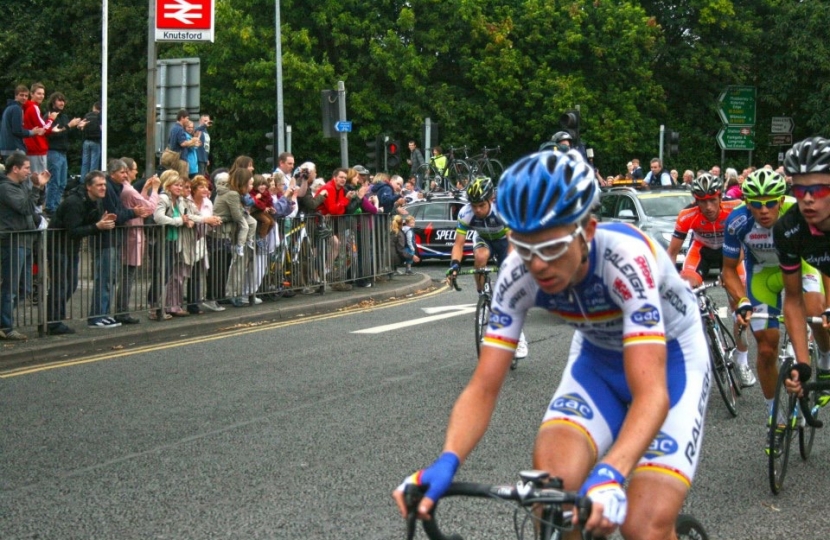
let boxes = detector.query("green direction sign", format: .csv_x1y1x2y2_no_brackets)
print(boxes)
717,126,755,150
717,86,756,125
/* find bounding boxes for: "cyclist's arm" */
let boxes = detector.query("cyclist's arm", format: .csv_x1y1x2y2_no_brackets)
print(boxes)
782,269,810,367
450,231,466,264
721,254,747,315
666,235,684,263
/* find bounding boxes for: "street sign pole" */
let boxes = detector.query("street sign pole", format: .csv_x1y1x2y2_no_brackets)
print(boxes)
659,124,665,164
338,80,348,168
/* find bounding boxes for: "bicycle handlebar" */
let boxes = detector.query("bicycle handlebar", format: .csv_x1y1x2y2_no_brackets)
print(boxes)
404,480,592,540
691,281,720,295
447,267,499,292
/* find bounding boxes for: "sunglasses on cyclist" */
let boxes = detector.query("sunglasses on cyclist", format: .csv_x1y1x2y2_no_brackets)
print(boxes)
745,198,780,210
510,226,583,263
791,184,830,200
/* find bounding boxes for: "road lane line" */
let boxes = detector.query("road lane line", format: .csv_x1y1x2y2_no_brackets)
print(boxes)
352,304,476,334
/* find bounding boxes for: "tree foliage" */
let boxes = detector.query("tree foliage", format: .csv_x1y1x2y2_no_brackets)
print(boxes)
1,0,827,177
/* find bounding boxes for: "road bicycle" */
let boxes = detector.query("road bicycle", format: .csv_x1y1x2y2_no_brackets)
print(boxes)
403,471,709,540
755,313,825,495
692,281,741,417
416,146,474,195
270,214,314,293
448,266,518,369
467,145,504,182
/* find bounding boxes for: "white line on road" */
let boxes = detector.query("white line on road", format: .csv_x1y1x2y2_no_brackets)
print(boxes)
352,304,477,334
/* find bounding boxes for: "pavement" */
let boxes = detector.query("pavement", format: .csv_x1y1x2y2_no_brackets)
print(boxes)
0,272,435,372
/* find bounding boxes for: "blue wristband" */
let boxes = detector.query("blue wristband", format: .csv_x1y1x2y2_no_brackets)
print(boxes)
578,463,625,497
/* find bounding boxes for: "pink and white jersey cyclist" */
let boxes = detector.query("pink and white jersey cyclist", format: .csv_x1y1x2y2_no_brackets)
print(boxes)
393,150,711,540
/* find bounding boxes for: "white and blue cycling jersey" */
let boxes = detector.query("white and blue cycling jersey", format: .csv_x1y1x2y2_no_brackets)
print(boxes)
484,222,710,486
456,202,509,264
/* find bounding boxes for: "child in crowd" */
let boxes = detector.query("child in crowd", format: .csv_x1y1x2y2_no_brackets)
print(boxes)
249,174,276,237
402,215,420,274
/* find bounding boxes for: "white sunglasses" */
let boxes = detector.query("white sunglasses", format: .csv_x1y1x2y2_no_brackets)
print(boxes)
509,226,583,262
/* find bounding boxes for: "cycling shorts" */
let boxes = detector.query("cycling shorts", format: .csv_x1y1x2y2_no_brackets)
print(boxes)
746,262,823,332
472,234,509,267
540,330,710,487
682,243,745,287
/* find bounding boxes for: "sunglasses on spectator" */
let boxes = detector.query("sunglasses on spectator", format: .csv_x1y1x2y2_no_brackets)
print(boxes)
509,226,583,263
791,184,830,200
745,198,780,210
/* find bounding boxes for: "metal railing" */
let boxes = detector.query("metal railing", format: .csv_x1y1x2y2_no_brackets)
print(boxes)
0,213,393,335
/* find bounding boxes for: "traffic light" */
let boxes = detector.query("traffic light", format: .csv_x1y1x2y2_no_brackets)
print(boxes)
559,109,581,146
265,125,277,170
366,136,381,172
668,130,680,156
386,139,401,169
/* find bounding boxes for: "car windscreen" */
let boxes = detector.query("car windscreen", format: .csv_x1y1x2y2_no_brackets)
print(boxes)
639,195,692,218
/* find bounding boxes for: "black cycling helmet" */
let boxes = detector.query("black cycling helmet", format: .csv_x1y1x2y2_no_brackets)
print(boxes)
691,173,723,199
466,176,495,203
552,131,574,144
784,136,830,176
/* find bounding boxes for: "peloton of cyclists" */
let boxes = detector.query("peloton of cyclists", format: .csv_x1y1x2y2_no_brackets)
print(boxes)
446,176,528,360
395,149,710,540
721,169,830,446
665,173,754,387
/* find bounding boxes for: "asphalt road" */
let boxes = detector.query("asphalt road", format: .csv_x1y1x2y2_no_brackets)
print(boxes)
1,262,828,539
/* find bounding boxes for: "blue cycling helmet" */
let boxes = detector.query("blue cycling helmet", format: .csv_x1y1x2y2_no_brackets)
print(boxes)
496,150,597,234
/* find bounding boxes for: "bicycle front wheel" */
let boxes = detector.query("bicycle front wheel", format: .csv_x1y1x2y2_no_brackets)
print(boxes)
708,321,738,417
769,358,797,495
715,315,742,397
675,514,709,540
449,160,472,191
415,163,438,194
474,293,491,357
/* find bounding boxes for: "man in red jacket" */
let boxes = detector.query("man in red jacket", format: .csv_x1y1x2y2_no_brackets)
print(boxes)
22,83,57,174
314,168,364,291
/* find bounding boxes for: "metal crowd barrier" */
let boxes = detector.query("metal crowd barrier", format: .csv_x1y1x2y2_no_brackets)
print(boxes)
0,213,393,335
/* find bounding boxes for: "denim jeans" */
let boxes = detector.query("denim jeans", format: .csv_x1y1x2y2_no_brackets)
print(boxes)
80,140,101,180
47,249,80,324
89,246,115,322
1,244,29,332
45,150,68,213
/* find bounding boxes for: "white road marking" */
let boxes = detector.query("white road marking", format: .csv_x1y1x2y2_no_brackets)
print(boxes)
352,304,477,334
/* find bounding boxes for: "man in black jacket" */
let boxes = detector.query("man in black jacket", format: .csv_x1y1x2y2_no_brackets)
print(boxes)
46,171,115,335
0,152,50,340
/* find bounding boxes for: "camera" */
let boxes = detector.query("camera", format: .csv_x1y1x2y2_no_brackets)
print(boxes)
293,168,309,182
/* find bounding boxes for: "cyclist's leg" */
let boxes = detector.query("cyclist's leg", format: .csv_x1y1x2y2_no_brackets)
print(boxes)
623,333,709,540
801,262,830,402
747,268,782,415
472,233,490,293
534,336,624,538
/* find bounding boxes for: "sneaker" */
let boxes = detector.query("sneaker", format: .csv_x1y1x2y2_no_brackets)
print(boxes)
515,339,529,360
281,289,296,298
332,283,353,292
355,280,373,288
404,270,414,275
765,423,786,457
115,315,141,325
252,296,263,305
201,301,226,312
47,323,76,335
230,297,245,307
88,318,122,329
238,296,250,305
0,330,6,339
2,329,28,340
301,287,316,295
736,364,757,388
817,369,830,407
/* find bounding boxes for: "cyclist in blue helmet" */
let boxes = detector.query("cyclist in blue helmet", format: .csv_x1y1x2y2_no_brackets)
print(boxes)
395,149,710,540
